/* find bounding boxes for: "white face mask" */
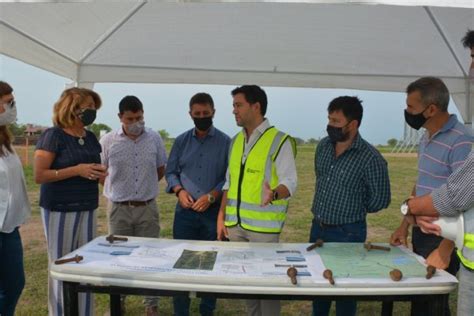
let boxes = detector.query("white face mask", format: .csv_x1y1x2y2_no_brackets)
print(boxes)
126,120,145,136
0,100,17,126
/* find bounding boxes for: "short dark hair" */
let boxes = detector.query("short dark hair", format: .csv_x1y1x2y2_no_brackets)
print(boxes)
231,85,267,116
462,29,474,49
189,92,214,109
0,81,13,98
406,77,450,112
327,96,363,127
119,95,143,114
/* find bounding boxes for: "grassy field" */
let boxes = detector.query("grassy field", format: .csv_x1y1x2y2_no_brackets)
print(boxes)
15,145,457,316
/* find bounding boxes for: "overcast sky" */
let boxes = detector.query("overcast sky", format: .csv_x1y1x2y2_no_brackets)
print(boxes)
1,54,464,145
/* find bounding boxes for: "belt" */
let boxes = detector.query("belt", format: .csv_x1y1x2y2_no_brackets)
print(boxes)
116,199,154,207
314,218,341,227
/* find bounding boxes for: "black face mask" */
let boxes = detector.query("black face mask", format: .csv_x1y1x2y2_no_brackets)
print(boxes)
193,116,213,131
404,107,429,130
78,109,97,126
326,124,350,143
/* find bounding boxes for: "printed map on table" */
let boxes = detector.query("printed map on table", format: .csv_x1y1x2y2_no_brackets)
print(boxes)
173,249,218,270
316,243,427,278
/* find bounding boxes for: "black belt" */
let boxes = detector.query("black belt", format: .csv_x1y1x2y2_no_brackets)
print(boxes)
116,199,154,207
314,218,340,227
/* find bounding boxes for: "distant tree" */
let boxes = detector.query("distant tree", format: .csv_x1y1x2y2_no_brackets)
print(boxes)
88,123,112,138
293,137,305,146
9,122,26,137
387,138,398,147
158,129,170,141
307,138,319,145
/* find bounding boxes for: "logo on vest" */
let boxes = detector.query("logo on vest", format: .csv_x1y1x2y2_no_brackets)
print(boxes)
246,168,260,174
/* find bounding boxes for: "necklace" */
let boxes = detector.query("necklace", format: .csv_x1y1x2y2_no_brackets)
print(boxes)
65,128,86,146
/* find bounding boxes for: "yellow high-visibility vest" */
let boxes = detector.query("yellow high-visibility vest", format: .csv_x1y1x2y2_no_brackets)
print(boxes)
456,209,474,270
458,232,474,270
225,126,296,233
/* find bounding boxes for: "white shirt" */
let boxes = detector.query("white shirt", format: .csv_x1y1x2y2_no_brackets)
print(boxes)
101,127,167,202
0,148,31,233
223,119,297,196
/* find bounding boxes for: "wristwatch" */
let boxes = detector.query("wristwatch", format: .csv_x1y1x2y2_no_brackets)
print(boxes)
207,193,216,204
400,199,411,216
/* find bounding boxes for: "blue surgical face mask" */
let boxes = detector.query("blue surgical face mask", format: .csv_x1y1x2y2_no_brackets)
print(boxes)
0,100,17,126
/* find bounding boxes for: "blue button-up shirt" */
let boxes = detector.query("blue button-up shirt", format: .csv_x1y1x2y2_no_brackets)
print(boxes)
311,133,391,225
165,126,230,200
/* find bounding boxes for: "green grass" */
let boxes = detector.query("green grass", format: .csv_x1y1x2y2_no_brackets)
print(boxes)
16,147,457,316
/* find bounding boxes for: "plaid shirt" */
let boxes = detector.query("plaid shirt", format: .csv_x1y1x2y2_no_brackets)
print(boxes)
432,151,474,217
311,133,391,225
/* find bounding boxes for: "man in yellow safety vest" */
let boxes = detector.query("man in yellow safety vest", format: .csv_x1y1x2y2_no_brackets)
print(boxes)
217,85,297,316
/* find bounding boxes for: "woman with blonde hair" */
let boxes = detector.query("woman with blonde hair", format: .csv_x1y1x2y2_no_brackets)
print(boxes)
35,87,107,316
0,81,31,316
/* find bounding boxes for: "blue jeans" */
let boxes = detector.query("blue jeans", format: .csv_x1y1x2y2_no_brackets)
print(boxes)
172,204,218,316
309,218,367,316
0,227,25,316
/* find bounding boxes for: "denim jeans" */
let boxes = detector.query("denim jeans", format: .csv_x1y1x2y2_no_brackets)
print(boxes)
0,227,25,316
411,227,459,316
172,204,218,316
309,218,367,316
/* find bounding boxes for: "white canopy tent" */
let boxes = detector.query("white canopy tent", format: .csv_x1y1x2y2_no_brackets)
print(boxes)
0,0,473,126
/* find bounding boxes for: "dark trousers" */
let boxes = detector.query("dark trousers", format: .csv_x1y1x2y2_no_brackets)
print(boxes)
0,227,25,316
172,204,218,316
411,227,459,316
309,218,367,316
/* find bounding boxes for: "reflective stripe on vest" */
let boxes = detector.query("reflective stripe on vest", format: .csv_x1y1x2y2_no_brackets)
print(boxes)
458,233,474,270
225,127,295,233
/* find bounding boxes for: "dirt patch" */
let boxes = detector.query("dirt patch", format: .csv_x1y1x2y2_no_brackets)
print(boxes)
20,214,47,255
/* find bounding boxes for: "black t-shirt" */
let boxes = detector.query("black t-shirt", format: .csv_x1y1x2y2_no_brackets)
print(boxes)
36,127,101,212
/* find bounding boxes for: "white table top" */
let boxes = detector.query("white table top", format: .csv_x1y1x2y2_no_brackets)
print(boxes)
50,236,457,296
